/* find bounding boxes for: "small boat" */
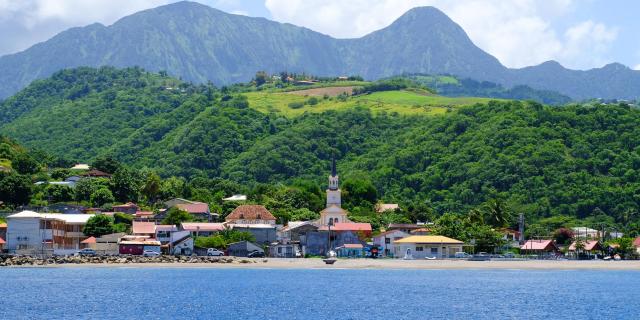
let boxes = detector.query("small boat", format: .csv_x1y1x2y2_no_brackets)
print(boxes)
425,256,437,260
323,250,337,264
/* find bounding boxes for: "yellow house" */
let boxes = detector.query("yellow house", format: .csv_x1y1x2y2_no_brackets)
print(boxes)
393,235,464,259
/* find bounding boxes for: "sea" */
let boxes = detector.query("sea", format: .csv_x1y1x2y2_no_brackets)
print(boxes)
1,267,639,319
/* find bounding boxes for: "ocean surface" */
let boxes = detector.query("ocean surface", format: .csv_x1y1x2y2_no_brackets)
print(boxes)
1,267,639,319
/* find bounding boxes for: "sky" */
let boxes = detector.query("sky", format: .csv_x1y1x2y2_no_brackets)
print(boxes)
0,0,639,70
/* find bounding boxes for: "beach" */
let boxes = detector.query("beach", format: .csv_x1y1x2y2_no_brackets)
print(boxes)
26,258,640,270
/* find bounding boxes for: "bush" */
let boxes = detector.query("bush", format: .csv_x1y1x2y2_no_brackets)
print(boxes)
83,215,115,237
288,101,304,109
307,97,319,105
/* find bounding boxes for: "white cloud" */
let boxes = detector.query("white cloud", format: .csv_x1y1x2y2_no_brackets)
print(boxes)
264,0,618,70
634,64,640,71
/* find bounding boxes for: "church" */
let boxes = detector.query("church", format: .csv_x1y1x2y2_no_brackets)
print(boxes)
318,158,351,226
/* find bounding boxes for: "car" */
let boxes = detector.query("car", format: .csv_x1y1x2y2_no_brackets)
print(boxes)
77,248,96,256
247,250,265,258
142,250,160,257
454,252,470,259
503,252,515,259
207,248,225,256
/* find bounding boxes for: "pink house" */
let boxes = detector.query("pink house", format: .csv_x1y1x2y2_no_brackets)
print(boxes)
520,240,559,254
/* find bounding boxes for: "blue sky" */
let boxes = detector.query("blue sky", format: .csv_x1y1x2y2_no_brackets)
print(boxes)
1,0,639,70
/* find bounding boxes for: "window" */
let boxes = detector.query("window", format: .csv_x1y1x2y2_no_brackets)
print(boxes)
334,218,338,223
431,247,438,254
415,247,423,251
385,238,390,244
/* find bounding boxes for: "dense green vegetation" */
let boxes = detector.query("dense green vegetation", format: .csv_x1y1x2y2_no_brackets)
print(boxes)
3,67,640,240
407,74,572,105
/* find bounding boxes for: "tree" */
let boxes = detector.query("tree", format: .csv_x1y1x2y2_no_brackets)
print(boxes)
467,225,505,253
434,213,467,241
74,178,110,202
254,71,268,86
91,155,121,174
142,171,161,203
110,167,142,202
91,188,115,207
12,153,39,174
45,184,74,203
161,207,193,225
343,177,378,209
83,215,115,237
553,228,574,245
0,172,32,206
483,199,513,228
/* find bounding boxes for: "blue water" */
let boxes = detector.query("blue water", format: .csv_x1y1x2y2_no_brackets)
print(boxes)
1,267,639,319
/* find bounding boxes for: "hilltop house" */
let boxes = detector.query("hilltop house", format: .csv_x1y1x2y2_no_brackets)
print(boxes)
393,235,464,259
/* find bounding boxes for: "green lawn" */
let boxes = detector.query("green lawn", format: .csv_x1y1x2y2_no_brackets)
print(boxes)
244,90,501,117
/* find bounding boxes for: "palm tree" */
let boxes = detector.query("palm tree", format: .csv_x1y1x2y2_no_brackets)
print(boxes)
483,198,513,228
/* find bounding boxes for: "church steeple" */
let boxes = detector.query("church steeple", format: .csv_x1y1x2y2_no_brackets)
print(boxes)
328,157,339,191
331,157,337,177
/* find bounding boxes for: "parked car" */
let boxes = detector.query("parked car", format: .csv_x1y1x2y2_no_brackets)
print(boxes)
142,250,160,257
454,252,470,259
207,248,225,256
247,250,265,258
77,248,96,256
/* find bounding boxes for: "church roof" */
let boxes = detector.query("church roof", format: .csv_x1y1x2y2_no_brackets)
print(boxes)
320,205,347,214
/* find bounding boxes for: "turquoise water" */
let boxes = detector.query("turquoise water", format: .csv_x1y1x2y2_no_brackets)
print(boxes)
1,267,639,319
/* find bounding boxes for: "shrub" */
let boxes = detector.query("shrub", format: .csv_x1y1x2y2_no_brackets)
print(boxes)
288,101,304,109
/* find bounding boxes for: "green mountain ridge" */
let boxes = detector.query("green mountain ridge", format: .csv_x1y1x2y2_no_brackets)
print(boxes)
2,67,640,224
0,1,639,100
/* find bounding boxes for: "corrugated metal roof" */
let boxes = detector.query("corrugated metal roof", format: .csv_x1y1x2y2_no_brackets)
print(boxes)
7,211,94,224
181,222,225,232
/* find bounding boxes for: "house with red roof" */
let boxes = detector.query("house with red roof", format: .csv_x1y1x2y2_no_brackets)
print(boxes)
112,202,139,214
520,240,559,255
225,205,276,225
568,240,602,259
633,237,640,254
132,221,156,238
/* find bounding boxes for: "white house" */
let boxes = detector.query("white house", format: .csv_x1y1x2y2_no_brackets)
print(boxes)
372,230,409,257
393,235,464,259
6,211,94,254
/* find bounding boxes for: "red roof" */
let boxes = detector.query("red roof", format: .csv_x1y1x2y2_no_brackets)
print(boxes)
568,240,601,251
132,221,156,234
633,237,640,247
81,236,96,244
176,203,209,214
321,222,372,232
520,240,558,251
113,202,138,208
0,237,5,244
181,223,225,232
0,223,6,228
135,211,154,217
226,205,275,221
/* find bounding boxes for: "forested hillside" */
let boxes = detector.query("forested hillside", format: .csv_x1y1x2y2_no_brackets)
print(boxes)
2,67,640,230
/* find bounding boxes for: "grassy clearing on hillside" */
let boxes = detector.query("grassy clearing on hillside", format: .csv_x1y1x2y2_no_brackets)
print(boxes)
244,90,501,117
285,86,355,97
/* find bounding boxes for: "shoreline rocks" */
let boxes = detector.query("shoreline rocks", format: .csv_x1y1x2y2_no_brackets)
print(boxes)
0,254,252,266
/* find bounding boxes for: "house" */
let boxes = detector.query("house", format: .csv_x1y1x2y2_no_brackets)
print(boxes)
5,211,94,254
225,205,276,225
113,202,139,214
269,243,301,258
393,235,464,259
164,198,194,208
118,235,161,255
80,236,96,249
387,223,423,234
375,203,399,213
304,224,371,257
0,222,6,240
409,228,432,236
279,221,319,244
132,221,156,238
222,195,247,201
70,164,90,170
335,243,364,258
373,230,410,257
180,222,225,237
230,224,276,245
568,240,602,259
167,230,193,256
175,202,214,221
520,240,559,256
95,233,125,255
0,236,5,251
80,169,111,178
134,211,155,221
571,227,600,239
633,237,640,254
227,240,264,257
155,225,178,244
498,228,522,247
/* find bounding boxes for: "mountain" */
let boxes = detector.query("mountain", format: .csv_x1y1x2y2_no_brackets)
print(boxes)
0,1,639,100
3,67,640,223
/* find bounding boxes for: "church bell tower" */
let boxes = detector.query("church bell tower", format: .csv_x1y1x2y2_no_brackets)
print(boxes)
326,157,341,207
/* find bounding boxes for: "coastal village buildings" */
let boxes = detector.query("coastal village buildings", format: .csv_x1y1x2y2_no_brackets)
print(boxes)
225,205,276,225
373,230,410,257
5,211,93,254
520,240,559,256
393,235,464,259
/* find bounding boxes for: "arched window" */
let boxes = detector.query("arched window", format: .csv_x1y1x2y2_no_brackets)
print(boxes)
334,218,339,223
329,218,334,225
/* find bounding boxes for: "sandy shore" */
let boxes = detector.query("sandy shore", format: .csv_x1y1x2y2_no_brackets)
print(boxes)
30,258,640,270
